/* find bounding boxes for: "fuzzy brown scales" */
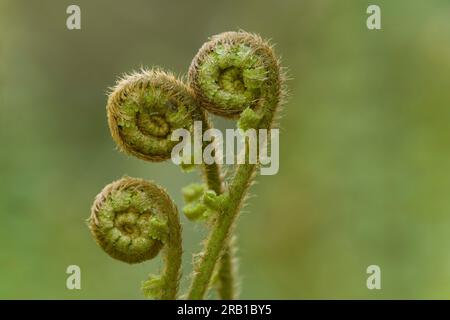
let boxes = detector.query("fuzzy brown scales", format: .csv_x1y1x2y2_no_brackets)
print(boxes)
88,177,180,264
188,31,285,125
107,69,201,162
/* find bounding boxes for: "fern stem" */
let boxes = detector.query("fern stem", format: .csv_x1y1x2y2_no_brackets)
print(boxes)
188,163,256,299
199,111,237,300
215,242,236,299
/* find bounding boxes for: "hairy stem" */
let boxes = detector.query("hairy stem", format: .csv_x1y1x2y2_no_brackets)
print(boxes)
199,111,237,300
160,205,182,299
215,241,235,299
188,163,256,299
202,162,237,300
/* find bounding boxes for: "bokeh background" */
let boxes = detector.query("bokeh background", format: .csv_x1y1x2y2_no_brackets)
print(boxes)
1,0,450,299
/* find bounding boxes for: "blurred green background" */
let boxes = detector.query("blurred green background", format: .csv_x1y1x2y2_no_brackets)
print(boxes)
1,0,450,299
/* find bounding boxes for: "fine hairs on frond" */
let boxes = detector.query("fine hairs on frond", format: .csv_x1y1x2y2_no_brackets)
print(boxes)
106,68,203,162
188,31,286,124
88,176,182,299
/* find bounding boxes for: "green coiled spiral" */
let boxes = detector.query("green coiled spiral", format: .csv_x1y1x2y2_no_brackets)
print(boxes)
88,176,182,299
189,31,283,125
107,69,201,162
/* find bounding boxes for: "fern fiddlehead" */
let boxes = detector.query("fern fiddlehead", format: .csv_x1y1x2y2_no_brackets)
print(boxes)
107,69,201,162
187,31,285,299
88,176,182,299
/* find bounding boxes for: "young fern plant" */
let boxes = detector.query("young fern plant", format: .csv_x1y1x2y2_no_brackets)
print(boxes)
87,31,286,300
186,31,285,299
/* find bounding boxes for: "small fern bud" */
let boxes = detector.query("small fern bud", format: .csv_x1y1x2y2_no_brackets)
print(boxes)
88,177,182,299
182,183,206,203
183,202,208,221
188,31,284,128
107,69,201,162
237,107,262,131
